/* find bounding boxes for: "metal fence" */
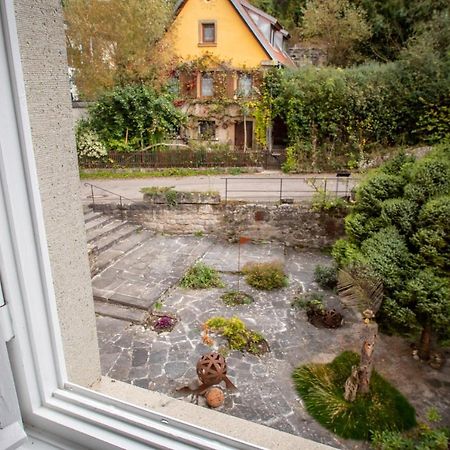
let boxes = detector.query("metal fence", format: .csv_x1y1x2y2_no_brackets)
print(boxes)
79,148,264,169
222,176,358,202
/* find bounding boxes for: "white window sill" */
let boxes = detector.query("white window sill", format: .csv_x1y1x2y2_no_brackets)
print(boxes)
92,376,334,450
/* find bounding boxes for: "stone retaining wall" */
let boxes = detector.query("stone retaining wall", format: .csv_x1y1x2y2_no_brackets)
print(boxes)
94,196,345,249
222,203,345,248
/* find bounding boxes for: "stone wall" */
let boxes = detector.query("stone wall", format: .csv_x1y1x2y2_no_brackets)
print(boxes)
95,198,345,249
288,45,327,67
221,203,344,248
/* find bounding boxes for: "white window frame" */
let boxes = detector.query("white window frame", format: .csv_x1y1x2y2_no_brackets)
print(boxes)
0,3,261,449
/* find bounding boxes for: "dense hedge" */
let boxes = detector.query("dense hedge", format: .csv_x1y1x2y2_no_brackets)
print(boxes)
332,145,450,347
264,28,450,171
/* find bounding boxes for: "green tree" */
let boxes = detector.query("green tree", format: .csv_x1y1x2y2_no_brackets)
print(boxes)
332,146,450,359
85,84,185,151
298,0,372,66
352,0,449,62
64,0,175,99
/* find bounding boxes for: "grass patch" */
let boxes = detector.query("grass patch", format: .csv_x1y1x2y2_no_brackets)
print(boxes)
292,351,416,440
221,291,254,306
140,186,178,206
204,316,269,355
242,261,288,291
180,263,224,289
140,186,174,195
80,167,254,179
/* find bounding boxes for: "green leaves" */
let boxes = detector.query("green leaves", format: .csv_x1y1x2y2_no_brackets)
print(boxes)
87,85,185,151
333,145,450,340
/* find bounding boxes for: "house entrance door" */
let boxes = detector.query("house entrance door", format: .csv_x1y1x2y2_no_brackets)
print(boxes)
234,121,253,150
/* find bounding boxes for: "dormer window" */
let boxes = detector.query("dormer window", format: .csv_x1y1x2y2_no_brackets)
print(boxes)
199,21,216,45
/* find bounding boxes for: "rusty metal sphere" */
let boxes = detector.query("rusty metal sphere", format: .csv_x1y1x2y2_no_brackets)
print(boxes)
205,387,225,408
196,352,228,386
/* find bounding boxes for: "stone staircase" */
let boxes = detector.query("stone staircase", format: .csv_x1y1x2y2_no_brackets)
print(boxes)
84,206,155,323
84,207,211,326
84,207,144,276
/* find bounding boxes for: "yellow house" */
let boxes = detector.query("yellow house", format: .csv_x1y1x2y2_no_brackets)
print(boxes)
166,0,294,149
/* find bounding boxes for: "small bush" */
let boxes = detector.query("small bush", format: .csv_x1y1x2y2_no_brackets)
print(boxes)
76,126,107,160
180,263,223,289
292,292,324,310
204,316,268,355
241,261,288,290
292,351,416,440
312,193,350,215
314,265,337,290
221,291,253,306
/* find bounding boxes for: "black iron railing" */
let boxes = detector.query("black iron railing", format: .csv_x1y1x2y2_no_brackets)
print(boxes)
222,176,358,202
84,182,136,220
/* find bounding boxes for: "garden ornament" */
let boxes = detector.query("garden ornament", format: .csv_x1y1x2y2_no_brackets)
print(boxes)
205,387,225,408
178,352,236,397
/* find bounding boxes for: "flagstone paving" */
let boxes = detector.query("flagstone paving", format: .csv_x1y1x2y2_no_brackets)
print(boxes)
95,237,450,450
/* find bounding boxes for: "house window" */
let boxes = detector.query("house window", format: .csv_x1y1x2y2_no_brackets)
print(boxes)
167,76,180,96
237,73,253,97
199,21,216,45
200,72,214,97
198,120,216,139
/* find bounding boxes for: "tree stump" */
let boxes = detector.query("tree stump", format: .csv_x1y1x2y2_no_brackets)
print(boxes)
357,322,377,395
344,321,378,401
344,366,359,402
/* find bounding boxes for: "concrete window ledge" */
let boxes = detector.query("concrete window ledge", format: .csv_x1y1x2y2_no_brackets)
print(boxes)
93,376,335,450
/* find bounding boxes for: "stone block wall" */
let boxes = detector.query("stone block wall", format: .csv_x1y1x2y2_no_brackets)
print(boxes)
95,200,345,248
221,203,345,248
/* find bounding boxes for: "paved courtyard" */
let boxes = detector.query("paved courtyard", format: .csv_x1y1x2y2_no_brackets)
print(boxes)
95,236,450,450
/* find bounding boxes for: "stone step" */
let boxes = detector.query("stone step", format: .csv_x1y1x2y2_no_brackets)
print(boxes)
94,299,149,324
83,209,104,223
91,230,154,275
86,219,130,244
93,287,152,311
91,223,142,254
85,214,115,233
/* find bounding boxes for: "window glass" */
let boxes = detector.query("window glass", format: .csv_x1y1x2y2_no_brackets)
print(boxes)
167,76,180,96
201,73,214,97
237,73,252,97
202,23,216,43
198,120,216,139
